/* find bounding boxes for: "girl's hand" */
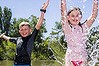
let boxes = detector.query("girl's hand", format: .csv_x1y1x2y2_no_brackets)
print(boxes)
41,0,49,10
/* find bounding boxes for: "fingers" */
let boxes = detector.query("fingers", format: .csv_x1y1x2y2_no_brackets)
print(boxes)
61,0,66,4
0,33,6,38
42,0,49,10
45,0,49,5
46,0,49,4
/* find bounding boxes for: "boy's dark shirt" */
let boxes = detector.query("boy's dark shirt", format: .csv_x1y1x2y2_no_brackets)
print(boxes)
9,28,39,65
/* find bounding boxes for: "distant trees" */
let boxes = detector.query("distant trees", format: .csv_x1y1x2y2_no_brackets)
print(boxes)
0,6,99,63
0,6,12,60
0,6,52,60
0,6,12,35
86,25,99,66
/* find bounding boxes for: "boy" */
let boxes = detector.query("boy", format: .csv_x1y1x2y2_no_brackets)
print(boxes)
0,0,49,66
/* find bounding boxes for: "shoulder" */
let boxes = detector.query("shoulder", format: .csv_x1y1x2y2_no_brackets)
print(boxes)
81,22,90,33
32,28,39,33
9,37,19,44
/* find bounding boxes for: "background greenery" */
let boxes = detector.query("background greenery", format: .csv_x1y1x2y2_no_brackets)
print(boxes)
0,6,99,65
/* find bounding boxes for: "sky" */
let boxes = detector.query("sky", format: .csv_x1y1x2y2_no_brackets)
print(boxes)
0,0,99,37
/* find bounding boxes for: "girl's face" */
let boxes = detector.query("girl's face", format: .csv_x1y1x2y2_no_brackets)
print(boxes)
67,10,82,26
19,25,32,37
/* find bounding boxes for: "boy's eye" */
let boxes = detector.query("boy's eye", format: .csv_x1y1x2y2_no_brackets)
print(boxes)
25,29,28,31
20,29,23,31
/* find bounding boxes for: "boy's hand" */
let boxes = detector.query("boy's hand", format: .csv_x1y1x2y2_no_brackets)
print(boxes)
41,0,49,10
0,33,5,38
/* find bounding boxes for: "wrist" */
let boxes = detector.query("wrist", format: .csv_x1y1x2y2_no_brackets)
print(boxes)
40,9,46,13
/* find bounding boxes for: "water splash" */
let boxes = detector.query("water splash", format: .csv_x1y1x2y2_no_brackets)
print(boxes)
48,0,99,66
83,0,87,2
48,27,99,66
98,18,99,23
88,39,99,66
48,31,66,66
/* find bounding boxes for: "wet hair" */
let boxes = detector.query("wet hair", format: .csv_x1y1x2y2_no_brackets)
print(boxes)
67,7,82,26
67,7,82,16
67,7,83,32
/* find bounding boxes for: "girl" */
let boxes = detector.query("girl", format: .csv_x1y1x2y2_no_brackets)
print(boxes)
60,0,98,66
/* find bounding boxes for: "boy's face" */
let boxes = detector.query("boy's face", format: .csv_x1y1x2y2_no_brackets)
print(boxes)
19,25,32,37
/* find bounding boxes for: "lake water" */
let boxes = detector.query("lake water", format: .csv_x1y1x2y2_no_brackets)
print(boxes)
0,60,62,66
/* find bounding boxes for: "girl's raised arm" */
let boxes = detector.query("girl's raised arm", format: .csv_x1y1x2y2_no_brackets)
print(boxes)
86,0,98,28
61,0,71,34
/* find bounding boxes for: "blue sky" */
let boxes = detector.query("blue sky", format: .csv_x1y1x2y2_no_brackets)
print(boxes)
0,0,99,37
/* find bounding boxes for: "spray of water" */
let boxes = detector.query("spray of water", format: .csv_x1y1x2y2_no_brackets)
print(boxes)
87,39,99,66
48,0,99,66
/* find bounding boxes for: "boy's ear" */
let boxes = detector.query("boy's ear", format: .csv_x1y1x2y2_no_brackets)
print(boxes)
30,28,32,32
19,29,21,33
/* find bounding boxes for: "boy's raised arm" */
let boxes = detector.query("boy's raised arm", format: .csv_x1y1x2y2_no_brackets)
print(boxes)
35,0,49,30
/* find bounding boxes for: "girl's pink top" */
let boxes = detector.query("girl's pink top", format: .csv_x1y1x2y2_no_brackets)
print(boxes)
63,22,89,61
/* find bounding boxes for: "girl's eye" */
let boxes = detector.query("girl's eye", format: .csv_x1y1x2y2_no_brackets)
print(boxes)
76,15,79,17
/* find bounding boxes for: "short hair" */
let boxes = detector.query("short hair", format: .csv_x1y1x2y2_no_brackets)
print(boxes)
19,22,31,29
67,7,82,16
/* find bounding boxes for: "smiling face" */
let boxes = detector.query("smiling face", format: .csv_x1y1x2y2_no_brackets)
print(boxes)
67,7,82,26
19,25,32,37
19,22,32,37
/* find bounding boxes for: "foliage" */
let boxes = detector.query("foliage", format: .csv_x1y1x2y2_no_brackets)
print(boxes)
87,25,99,52
0,6,12,34
86,25,99,66
0,6,99,64
0,6,12,60
48,21,67,65
0,6,51,60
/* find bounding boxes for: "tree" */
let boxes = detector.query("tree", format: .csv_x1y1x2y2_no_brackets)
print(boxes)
0,6,12,34
29,15,47,43
3,7,12,35
48,21,67,65
86,25,99,66
0,6,60,61
0,12,49,60
0,6,12,60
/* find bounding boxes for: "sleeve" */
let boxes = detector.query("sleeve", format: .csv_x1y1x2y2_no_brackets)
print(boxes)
9,37,18,44
30,28,39,42
28,28,39,44
27,28,39,51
